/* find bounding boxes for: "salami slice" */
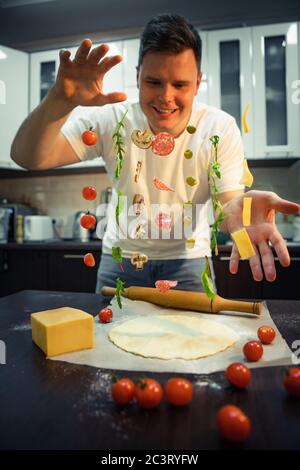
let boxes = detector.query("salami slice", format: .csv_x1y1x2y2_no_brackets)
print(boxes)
151,132,175,156
153,177,175,192
155,280,178,293
155,212,173,230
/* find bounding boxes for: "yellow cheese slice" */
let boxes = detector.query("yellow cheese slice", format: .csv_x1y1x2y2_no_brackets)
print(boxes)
31,307,94,357
240,159,253,187
243,102,250,134
242,197,252,226
231,228,256,260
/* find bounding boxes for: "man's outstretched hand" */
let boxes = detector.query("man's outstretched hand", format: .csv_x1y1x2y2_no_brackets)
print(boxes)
221,190,300,282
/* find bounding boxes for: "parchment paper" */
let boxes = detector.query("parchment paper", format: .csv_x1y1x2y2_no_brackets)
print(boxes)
49,298,293,374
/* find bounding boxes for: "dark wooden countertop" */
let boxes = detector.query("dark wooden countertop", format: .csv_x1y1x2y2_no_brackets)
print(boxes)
0,290,300,450
0,240,102,251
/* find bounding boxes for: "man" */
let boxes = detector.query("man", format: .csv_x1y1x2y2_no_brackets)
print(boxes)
11,14,299,307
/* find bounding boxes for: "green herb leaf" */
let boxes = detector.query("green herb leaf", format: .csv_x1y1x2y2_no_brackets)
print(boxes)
115,277,125,309
201,257,216,299
115,189,124,226
112,246,122,264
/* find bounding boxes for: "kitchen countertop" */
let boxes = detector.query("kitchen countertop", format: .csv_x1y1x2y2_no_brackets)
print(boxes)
0,290,300,450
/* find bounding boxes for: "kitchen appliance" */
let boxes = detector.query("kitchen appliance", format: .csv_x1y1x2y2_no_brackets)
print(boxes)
72,211,90,242
24,215,55,242
0,203,36,242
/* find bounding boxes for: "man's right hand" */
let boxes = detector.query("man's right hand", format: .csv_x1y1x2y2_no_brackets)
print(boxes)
52,38,127,107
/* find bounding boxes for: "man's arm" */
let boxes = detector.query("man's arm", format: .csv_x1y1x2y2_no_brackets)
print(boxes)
11,88,79,170
11,39,126,170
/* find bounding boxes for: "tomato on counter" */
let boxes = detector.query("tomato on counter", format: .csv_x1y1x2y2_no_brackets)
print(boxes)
112,378,136,405
98,307,113,323
135,378,163,409
257,326,276,345
217,404,251,443
226,362,252,389
243,340,264,362
284,368,300,398
165,378,193,406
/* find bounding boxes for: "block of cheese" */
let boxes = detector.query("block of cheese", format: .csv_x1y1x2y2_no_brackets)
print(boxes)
240,159,253,187
242,197,252,226
31,307,94,357
231,228,256,260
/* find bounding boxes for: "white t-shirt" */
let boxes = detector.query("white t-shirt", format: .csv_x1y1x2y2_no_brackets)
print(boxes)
61,101,244,259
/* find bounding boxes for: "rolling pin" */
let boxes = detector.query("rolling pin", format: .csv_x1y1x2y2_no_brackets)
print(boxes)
101,286,262,316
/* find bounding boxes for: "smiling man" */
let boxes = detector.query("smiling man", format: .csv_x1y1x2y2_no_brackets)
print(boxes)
11,14,300,308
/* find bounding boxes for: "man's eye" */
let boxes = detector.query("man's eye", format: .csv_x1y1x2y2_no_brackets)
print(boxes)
174,84,184,89
147,81,160,86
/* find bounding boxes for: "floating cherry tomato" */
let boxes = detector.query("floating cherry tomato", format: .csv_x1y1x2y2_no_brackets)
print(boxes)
257,326,276,345
284,368,300,398
165,378,193,406
226,362,251,389
135,378,163,409
83,253,95,267
82,128,98,146
82,186,97,201
80,213,96,229
243,340,263,362
217,404,251,443
112,378,136,405
98,307,113,323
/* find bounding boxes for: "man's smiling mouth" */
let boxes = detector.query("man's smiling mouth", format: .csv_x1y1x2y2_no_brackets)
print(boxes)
153,106,178,114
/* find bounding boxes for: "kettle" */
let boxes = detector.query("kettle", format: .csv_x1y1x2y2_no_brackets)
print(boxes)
72,211,90,242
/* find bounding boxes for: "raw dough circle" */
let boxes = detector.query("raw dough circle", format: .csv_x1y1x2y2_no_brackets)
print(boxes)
108,315,239,360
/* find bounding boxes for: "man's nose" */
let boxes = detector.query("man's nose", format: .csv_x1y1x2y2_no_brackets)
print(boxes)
158,84,174,103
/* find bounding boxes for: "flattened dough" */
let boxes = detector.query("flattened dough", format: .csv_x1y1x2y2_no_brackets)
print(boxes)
108,315,239,360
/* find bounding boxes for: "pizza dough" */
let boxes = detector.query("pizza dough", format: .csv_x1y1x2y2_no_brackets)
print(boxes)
108,315,239,360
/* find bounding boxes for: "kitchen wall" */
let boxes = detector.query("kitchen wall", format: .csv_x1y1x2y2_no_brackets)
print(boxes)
0,161,299,219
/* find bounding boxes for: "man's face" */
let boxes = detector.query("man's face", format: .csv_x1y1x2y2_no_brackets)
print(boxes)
137,48,202,137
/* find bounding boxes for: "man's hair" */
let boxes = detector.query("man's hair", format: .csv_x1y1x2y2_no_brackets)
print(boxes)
138,14,202,70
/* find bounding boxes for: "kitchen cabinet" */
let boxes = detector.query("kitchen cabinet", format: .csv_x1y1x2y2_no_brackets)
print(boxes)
213,252,300,300
0,244,101,297
207,28,253,157
0,44,28,169
252,22,299,158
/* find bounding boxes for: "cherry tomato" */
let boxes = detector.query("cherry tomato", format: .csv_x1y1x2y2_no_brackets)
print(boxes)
243,340,263,362
257,325,276,345
165,378,193,406
98,307,113,323
112,378,135,405
284,368,300,398
80,213,96,229
82,186,97,201
226,362,251,389
135,378,163,409
217,404,251,443
84,252,95,267
82,128,98,146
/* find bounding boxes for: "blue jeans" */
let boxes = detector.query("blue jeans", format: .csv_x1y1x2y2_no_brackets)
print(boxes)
95,254,216,310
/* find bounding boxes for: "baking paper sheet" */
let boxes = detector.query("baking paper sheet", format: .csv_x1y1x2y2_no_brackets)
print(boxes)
50,299,293,374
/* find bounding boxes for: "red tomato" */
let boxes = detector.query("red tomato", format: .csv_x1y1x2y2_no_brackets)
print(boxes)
80,213,96,229
82,186,97,201
217,404,251,443
83,253,95,267
135,378,163,409
98,307,113,323
243,341,263,362
226,362,252,389
284,368,300,398
257,325,276,345
165,378,193,406
82,129,98,146
112,378,135,405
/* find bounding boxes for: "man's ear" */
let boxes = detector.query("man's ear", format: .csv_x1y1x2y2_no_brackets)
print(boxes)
195,71,202,96
136,66,140,89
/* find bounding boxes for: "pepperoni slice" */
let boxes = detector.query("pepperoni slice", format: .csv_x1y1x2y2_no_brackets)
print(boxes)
153,177,175,192
151,132,175,156
155,280,178,293
155,212,173,230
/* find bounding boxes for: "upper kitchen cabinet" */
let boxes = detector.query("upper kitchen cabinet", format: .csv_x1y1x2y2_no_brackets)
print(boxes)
0,45,28,169
207,28,253,157
252,23,299,158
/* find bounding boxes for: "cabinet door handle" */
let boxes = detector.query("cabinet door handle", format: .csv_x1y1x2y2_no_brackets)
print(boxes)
63,254,84,259
219,257,231,261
